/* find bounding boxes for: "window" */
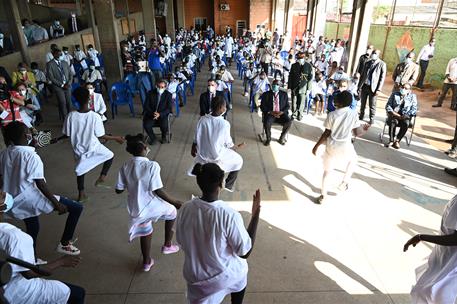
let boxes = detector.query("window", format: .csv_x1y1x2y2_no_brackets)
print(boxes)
392,0,440,27
439,0,457,28
236,20,247,37
372,0,394,25
194,18,207,31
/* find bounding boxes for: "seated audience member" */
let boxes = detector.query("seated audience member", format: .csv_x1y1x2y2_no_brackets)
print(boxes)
191,96,245,192
53,87,124,202
384,83,418,149
31,62,48,103
50,20,65,39
30,20,49,44
260,80,292,146
81,62,102,90
74,44,88,70
252,71,270,110
200,78,225,116
314,54,329,75
311,71,327,115
0,77,24,127
87,44,101,67
143,79,172,144
86,82,107,121
0,121,84,257
243,62,256,96
0,192,85,304
176,163,261,304
15,82,43,127
12,63,38,95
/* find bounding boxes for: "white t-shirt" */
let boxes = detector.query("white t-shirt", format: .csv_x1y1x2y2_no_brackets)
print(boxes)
324,107,360,145
1,223,70,304
176,198,252,303
63,111,113,176
0,146,54,219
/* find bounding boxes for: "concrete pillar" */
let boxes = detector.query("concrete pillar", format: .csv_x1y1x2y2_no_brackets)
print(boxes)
308,0,326,38
17,0,32,21
176,0,185,29
75,0,83,15
93,0,123,84
142,0,158,41
306,0,314,32
285,0,294,37
86,0,101,51
347,0,376,75
5,0,30,65
166,0,176,39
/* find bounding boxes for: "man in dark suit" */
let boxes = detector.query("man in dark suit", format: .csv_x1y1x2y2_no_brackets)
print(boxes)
358,49,387,124
143,79,172,144
46,48,73,120
356,45,374,75
199,78,225,116
260,80,292,146
288,51,313,121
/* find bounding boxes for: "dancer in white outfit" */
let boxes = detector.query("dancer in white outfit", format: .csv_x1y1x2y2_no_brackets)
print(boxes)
404,194,457,304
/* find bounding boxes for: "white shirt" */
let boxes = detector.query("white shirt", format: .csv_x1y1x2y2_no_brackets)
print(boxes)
63,111,113,176
45,52,54,63
315,60,329,73
417,44,435,62
0,146,54,219
89,92,107,121
324,107,360,145
220,70,234,83
1,223,70,304
176,198,251,303
116,157,163,218
444,58,457,84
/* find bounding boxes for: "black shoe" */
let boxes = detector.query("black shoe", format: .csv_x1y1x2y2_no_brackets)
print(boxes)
359,116,364,121
369,119,375,125
432,104,442,108
278,137,286,145
263,140,270,146
161,135,168,144
297,115,303,121
445,167,457,177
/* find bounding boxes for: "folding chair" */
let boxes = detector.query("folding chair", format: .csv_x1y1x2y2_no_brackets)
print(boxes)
109,82,135,119
143,113,173,143
257,112,290,143
378,115,417,146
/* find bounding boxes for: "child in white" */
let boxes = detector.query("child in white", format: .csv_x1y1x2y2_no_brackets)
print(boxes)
116,134,182,272
312,91,370,204
404,194,457,304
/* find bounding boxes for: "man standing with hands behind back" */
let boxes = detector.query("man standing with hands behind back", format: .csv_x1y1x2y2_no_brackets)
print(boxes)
288,51,313,121
358,49,386,125
416,38,436,89
46,48,73,120
260,80,292,146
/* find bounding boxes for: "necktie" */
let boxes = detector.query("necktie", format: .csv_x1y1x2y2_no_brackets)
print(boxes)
57,61,66,84
274,93,280,112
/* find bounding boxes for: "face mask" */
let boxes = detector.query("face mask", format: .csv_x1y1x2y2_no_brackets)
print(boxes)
405,57,412,64
400,88,408,96
89,48,93,51
55,21,60,26
299,59,305,64
32,69,38,73
90,66,95,70
19,89,27,96
208,86,216,93
20,69,27,74
371,54,379,60
88,88,95,95
158,88,165,94
64,51,68,54
1,192,14,213
272,85,279,92
145,146,151,156
366,50,372,55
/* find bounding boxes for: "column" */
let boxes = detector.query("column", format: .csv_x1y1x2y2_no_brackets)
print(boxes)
176,0,185,29
86,0,101,51
306,0,315,32
75,0,82,15
17,0,32,20
5,0,30,65
347,0,376,75
166,0,176,39
141,0,158,41
93,0,123,84
309,0,326,38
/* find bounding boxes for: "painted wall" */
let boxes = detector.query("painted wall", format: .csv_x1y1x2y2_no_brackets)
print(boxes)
325,22,456,87
213,0,249,36
249,0,272,31
184,0,214,30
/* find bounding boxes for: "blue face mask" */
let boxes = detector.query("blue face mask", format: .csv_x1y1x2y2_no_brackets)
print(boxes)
1,192,14,213
272,85,279,92
400,88,408,96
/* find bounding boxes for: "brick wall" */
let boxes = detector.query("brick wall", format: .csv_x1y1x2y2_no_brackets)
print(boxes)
184,0,214,30
214,0,249,36
249,0,272,32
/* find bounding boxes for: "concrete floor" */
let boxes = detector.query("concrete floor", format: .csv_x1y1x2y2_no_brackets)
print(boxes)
8,65,457,304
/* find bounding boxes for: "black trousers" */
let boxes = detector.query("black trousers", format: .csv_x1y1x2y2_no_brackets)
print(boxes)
359,84,377,121
437,83,457,107
263,114,292,141
261,62,269,74
77,157,113,191
452,109,457,150
144,117,169,141
225,171,239,190
387,115,410,142
231,288,246,304
417,59,429,88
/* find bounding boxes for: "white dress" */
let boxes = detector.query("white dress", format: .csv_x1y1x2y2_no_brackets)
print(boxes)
176,198,252,304
190,115,243,174
63,111,113,176
116,157,177,241
322,107,360,171
1,223,70,304
411,195,457,304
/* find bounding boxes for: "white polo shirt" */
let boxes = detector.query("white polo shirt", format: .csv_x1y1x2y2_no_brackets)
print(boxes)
0,146,54,219
1,223,70,304
176,198,252,303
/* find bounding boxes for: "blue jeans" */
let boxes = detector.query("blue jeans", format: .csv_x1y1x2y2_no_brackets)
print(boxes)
23,197,83,251
63,282,86,304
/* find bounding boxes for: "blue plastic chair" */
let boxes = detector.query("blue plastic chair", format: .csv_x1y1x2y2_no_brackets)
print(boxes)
124,73,139,96
137,72,152,107
71,83,81,110
109,82,134,119
177,83,187,106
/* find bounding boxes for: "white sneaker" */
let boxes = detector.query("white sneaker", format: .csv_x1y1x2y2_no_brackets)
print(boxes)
35,258,48,265
56,241,80,256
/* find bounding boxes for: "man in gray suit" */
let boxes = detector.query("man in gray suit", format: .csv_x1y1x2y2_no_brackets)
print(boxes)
46,48,73,120
392,52,419,92
358,49,387,124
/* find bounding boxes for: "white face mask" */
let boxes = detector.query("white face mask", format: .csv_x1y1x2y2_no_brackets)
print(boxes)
158,88,165,94
1,192,14,213
208,85,216,93
405,57,412,64
299,59,305,64
88,88,95,95
19,89,27,96
371,54,379,60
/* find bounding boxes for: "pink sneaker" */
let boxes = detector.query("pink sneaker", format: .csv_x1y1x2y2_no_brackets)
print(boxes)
143,258,155,272
161,244,180,255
